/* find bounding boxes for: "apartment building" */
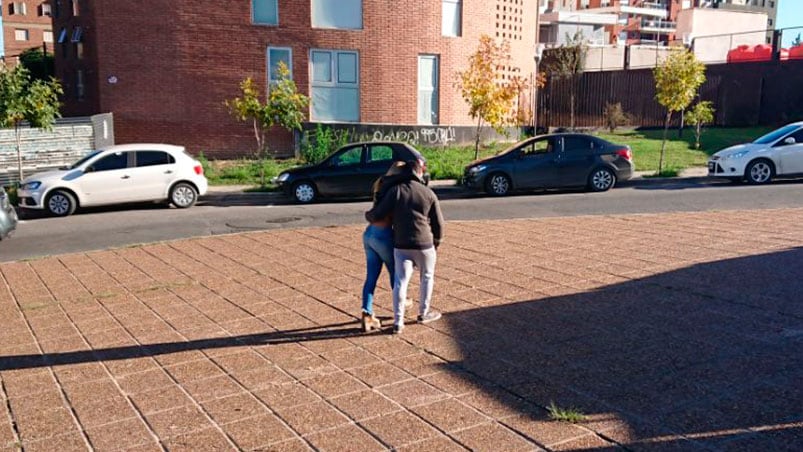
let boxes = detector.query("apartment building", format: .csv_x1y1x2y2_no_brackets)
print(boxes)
1,0,54,63
53,0,538,157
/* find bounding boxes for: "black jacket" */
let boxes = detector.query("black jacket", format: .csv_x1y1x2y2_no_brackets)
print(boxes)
365,175,444,250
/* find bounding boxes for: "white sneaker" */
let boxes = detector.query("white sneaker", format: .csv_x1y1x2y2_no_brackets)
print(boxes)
417,310,442,324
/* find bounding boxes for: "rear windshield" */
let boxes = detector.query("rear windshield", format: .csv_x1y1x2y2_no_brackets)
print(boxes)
753,125,800,145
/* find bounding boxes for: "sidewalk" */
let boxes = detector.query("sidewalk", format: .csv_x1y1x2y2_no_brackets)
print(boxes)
206,167,711,196
1,208,801,451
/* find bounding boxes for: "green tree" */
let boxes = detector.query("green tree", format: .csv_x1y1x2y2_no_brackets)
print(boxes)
226,62,309,186
653,50,706,174
684,101,715,150
0,63,63,182
457,35,519,159
543,32,588,129
19,47,55,82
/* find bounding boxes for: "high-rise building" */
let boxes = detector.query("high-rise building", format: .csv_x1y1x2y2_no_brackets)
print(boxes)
1,0,54,64
709,0,777,31
53,1,539,157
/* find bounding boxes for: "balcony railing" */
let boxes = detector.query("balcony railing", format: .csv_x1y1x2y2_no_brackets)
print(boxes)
641,18,676,30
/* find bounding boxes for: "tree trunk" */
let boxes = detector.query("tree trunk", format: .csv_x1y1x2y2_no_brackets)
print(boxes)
570,84,576,130
695,123,702,150
659,112,671,175
15,122,23,182
474,116,483,160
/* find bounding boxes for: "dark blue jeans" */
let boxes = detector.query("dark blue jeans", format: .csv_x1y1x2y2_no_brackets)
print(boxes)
362,224,394,315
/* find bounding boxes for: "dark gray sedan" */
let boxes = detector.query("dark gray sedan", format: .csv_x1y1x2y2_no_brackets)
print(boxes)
463,133,634,196
0,187,18,240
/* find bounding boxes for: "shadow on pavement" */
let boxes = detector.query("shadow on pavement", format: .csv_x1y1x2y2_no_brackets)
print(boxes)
434,247,803,450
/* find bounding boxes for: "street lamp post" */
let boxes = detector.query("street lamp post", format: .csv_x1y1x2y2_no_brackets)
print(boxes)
533,43,545,135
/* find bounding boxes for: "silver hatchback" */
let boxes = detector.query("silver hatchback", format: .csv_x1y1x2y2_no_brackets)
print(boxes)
0,187,19,240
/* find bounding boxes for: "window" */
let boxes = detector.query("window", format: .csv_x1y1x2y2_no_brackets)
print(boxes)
90,152,129,172
442,0,462,37
43,30,54,43
252,0,278,25
136,151,175,167
332,147,362,166
521,138,554,156
75,69,85,100
57,28,68,43
418,55,439,125
71,27,83,43
72,0,79,16
312,0,362,29
39,3,52,16
9,2,27,15
268,47,292,82
15,29,30,41
562,136,594,155
367,145,393,163
310,50,359,122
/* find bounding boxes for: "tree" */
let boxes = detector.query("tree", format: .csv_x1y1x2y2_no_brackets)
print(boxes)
19,47,55,82
0,63,63,182
653,49,706,174
226,62,309,186
603,102,629,133
684,101,715,150
456,35,519,159
542,31,587,129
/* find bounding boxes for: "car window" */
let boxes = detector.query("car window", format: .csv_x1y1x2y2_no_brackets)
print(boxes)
70,150,102,169
136,151,175,167
90,152,129,172
562,136,594,155
368,145,394,163
788,129,803,144
520,138,554,156
754,125,800,145
332,146,363,167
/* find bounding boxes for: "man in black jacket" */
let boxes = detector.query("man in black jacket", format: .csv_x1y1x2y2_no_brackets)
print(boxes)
365,160,445,334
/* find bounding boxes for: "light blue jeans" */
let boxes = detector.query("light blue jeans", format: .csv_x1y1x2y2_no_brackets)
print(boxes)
362,225,395,315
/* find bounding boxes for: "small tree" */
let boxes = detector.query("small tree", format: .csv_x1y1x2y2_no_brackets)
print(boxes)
543,32,587,129
684,101,715,150
653,49,706,174
0,63,63,182
602,102,629,133
457,35,518,159
19,47,56,82
226,62,309,186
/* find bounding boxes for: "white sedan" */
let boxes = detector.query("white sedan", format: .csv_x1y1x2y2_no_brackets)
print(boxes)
18,144,208,216
708,122,803,184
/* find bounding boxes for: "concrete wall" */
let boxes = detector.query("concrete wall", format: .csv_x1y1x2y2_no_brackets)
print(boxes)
678,8,769,64
0,114,114,185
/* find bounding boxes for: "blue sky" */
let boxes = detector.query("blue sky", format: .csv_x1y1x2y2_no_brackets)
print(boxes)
777,0,803,46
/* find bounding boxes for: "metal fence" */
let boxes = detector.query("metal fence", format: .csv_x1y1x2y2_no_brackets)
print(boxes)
537,59,803,129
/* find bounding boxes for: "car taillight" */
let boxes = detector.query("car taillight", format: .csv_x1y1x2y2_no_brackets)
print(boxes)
615,148,632,161
194,164,203,175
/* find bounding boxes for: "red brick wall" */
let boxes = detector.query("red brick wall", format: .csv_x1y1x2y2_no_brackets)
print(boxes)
54,0,537,158
2,0,54,64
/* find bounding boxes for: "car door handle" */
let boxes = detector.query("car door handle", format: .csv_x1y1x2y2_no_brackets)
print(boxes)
164,170,173,174
121,175,130,179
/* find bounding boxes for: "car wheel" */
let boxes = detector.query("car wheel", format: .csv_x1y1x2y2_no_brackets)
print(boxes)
293,181,317,203
170,182,198,208
46,190,77,217
588,167,616,192
745,159,774,185
485,173,511,196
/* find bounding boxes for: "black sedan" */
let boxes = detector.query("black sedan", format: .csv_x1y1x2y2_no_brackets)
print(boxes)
463,134,634,196
274,141,428,203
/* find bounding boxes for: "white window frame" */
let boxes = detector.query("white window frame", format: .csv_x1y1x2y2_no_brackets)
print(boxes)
309,49,360,122
15,29,30,41
10,2,28,15
311,0,363,30
252,0,279,25
418,55,440,125
43,30,54,43
442,0,462,37
40,3,52,16
267,46,293,83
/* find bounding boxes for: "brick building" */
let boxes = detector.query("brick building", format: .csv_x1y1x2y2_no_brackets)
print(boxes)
1,0,54,63
54,1,538,158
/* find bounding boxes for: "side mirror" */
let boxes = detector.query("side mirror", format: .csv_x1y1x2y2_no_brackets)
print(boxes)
784,137,796,145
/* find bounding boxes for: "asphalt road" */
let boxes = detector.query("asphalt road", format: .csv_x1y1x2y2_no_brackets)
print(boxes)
3,177,803,262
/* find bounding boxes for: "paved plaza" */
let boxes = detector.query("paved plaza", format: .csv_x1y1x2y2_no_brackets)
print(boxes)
1,208,802,451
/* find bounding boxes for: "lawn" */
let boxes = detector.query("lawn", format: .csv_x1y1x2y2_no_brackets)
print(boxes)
596,126,772,173
201,126,772,186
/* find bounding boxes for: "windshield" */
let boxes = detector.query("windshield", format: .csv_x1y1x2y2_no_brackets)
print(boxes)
753,125,800,145
69,150,102,169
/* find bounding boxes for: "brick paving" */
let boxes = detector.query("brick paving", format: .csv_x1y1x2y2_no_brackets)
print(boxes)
1,208,802,451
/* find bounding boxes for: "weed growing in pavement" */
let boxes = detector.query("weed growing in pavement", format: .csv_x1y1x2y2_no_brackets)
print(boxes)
547,401,587,423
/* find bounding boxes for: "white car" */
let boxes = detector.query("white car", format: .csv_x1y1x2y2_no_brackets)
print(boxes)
708,122,803,184
18,144,208,216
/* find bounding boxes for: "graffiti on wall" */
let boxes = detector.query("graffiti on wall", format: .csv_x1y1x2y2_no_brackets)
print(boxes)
369,127,456,145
